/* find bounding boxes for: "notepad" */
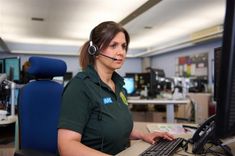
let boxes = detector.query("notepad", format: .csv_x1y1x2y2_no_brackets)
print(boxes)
146,123,189,135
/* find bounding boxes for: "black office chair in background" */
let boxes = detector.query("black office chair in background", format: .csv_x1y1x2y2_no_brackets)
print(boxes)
14,56,67,156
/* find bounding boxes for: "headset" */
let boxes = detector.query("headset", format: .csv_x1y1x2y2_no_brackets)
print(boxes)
88,28,118,61
88,28,99,56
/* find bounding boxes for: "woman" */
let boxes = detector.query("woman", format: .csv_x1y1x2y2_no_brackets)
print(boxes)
58,21,174,156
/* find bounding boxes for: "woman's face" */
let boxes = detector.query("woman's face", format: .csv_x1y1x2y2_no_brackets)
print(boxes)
97,32,127,70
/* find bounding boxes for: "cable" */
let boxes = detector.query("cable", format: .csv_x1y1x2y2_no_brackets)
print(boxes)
206,144,230,156
174,148,188,156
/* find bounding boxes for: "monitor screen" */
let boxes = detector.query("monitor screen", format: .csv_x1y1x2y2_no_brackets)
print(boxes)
123,77,135,95
4,57,21,81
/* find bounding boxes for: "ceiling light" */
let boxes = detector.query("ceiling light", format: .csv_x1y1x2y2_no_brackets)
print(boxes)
144,26,152,29
31,17,44,21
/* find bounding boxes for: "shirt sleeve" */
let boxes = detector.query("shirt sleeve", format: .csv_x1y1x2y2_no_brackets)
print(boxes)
58,77,92,134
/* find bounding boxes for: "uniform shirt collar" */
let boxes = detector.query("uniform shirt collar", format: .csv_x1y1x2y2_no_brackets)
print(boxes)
85,64,124,87
85,64,100,83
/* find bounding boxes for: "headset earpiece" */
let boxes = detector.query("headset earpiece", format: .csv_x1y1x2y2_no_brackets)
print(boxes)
88,40,99,55
88,29,99,55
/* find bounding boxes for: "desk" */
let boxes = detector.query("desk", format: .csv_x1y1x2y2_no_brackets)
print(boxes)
0,115,17,126
128,99,190,123
0,115,17,149
117,122,235,156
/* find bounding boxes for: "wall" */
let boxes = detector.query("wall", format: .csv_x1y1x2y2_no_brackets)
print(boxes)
150,40,222,85
1,39,222,80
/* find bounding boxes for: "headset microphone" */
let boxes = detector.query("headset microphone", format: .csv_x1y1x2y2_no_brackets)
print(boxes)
99,53,118,61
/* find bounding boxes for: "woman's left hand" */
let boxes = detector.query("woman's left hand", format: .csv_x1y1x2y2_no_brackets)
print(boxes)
142,131,175,144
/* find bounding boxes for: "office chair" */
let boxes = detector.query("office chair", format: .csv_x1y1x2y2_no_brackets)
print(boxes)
14,56,67,156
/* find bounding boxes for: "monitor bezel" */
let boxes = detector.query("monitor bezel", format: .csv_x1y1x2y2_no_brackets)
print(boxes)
215,0,235,139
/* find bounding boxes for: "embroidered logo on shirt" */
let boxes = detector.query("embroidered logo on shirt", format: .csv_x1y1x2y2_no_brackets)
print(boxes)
103,97,113,105
120,91,128,105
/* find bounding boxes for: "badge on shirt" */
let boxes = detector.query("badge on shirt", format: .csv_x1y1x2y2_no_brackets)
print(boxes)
103,97,113,105
120,91,128,105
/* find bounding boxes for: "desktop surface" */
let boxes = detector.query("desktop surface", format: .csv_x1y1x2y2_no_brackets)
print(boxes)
0,115,17,125
117,122,235,156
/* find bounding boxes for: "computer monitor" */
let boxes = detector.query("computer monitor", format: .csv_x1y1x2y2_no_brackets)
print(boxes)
215,0,235,139
126,73,151,97
136,73,151,91
123,77,135,95
4,57,21,81
0,59,4,73
64,72,73,86
192,0,235,155
125,72,159,98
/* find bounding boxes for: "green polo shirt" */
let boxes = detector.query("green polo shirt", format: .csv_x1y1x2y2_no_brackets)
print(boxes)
58,65,133,155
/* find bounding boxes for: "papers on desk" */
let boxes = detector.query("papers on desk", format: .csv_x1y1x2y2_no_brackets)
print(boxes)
147,123,194,135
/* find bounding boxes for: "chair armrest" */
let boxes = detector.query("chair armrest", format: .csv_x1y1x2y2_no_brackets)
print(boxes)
14,149,57,156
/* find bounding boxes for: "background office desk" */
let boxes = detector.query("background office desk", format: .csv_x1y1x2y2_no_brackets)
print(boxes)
128,99,190,123
0,115,17,126
117,122,235,156
0,115,17,154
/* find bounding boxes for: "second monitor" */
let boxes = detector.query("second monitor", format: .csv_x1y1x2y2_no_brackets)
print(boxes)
125,71,164,98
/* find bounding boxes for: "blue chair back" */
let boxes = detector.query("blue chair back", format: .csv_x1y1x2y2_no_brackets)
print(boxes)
18,56,67,153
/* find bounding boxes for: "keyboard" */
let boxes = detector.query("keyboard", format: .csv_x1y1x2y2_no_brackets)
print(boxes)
139,138,185,156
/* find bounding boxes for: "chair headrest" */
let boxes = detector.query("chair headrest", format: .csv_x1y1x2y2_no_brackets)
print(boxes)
28,57,67,78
